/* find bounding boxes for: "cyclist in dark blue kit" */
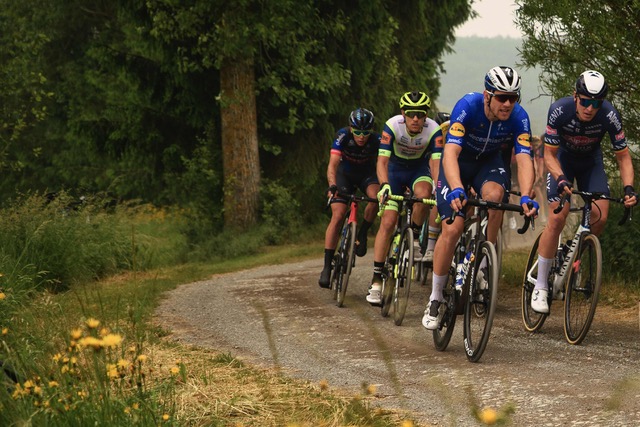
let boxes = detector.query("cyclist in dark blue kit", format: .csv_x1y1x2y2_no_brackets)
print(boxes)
319,108,381,288
530,70,637,313
422,66,539,330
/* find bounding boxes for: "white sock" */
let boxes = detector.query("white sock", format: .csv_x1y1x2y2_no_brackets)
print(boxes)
426,226,440,251
535,255,553,290
429,273,448,302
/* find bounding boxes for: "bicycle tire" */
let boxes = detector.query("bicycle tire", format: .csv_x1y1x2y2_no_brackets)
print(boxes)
380,236,397,317
393,228,414,326
433,258,458,351
336,222,357,307
521,233,549,332
330,253,339,301
564,233,602,345
463,240,498,363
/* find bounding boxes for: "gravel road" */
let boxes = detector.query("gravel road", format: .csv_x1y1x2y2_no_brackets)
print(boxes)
155,248,640,426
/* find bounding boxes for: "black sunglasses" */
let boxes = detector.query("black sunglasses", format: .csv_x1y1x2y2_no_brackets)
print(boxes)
404,110,428,119
489,92,519,104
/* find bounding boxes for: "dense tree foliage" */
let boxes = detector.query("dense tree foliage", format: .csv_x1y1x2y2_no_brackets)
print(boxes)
0,1,473,230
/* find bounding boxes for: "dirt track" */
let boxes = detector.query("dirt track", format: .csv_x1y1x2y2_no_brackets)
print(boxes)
155,239,640,426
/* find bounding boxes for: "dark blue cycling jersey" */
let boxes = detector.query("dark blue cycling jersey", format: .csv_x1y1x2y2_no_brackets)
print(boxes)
331,127,381,175
544,96,627,156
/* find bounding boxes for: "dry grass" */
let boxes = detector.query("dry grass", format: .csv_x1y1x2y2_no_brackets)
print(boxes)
147,341,423,427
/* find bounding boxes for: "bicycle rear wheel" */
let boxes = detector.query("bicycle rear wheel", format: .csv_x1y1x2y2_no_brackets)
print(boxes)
564,233,602,345
521,233,549,332
433,258,458,351
393,228,414,326
463,241,498,362
336,222,357,307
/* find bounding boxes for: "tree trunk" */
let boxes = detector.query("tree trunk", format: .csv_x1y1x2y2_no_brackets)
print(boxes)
219,57,260,229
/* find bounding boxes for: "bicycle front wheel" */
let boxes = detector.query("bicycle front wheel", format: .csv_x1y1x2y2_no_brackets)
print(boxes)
521,233,549,332
564,233,602,345
393,228,414,326
336,222,357,307
433,258,458,351
463,241,498,363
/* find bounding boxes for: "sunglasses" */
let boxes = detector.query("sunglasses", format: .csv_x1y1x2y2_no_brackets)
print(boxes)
489,92,519,104
404,110,428,119
577,97,603,109
352,129,371,137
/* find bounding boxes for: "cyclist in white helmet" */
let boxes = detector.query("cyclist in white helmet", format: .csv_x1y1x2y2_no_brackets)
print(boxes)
529,70,636,314
422,66,538,330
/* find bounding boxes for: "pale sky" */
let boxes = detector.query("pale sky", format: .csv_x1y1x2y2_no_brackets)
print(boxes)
456,0,522,38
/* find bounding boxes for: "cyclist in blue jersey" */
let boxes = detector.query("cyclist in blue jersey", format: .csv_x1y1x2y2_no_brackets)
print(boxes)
319,108,381,288
422,66,539,330
365,91,443,305
530,70,637,313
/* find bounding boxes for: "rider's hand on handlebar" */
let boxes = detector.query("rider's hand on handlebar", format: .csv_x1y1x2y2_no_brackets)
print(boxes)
327,184,338,199
624,185,638,208
377,183,391,204
556,174,573,196
520,195,539,217
446,187,467,212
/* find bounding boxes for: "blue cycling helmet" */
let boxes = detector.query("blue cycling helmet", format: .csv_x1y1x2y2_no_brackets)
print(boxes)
484,66,521,93
576,70,608,99
349,108,375,130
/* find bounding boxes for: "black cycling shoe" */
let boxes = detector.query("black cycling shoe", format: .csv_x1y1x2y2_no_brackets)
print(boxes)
318,266,332,288
355,237,367,257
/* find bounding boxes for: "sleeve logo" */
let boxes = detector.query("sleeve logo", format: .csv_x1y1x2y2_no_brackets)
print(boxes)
448,122,465,137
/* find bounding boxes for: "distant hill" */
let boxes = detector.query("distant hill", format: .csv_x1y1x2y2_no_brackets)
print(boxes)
436,37,551,136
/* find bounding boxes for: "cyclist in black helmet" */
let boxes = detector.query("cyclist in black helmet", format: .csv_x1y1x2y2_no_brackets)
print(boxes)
366,91,443,305
319,107,381,288
529,70,637,314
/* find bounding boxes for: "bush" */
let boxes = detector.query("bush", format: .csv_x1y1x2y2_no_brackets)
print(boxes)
599,201,640,286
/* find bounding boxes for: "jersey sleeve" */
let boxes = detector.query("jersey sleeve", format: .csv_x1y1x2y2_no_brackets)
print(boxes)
512,107,532,156
606,107,628,153
445,98,471,148
544,103,562,149
331,128,349,157
378,122,394,158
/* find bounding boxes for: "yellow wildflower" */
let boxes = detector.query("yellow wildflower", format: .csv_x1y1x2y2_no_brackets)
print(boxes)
48,381,59,388
124,407,131,414
136,354,148,363
34,386,43,396
70,328,83,340
79,336,103,350
117,359,131,370
162,414,170,421
2,328,7,335
107,367,119,379
99,327,109,336
0,292,6,300
70,357,77,365
170,366,180,376
132,403,139,410
61,366,69,374
86,318,100,329
52,353,62,362
23,380,34,389
101,333,123,348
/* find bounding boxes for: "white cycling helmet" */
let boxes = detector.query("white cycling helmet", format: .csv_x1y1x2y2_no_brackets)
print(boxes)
484,66,521,93
575,70,608,99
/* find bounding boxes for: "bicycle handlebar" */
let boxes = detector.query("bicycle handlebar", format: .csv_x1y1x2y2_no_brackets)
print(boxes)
445,196,534,234
327,191,377,208
377,191,436,217
553,190,633,226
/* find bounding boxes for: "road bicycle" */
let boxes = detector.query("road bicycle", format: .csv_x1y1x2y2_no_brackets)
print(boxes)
328,192,377,307
433,196,534,362
522,190,632,344
379,189,436,326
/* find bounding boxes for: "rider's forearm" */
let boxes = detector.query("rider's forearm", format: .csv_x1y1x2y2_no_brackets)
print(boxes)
616,150,635,187
376,155,390,185
515,153,535,196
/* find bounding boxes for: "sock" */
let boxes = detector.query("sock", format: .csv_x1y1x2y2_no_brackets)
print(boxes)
430,273,449,302
372,261,385,282
535,255,553,290
324,249,334,268
427,226,440,251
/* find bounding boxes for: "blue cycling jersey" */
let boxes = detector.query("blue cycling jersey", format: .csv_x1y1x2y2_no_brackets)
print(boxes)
330,127,381,175
447,92,532,159
544,96,627,155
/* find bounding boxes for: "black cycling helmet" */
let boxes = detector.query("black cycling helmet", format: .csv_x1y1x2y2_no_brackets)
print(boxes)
435,112,451,125
398,91,431,110
349,108,375,130
575,70,608,99
484,66,521,93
